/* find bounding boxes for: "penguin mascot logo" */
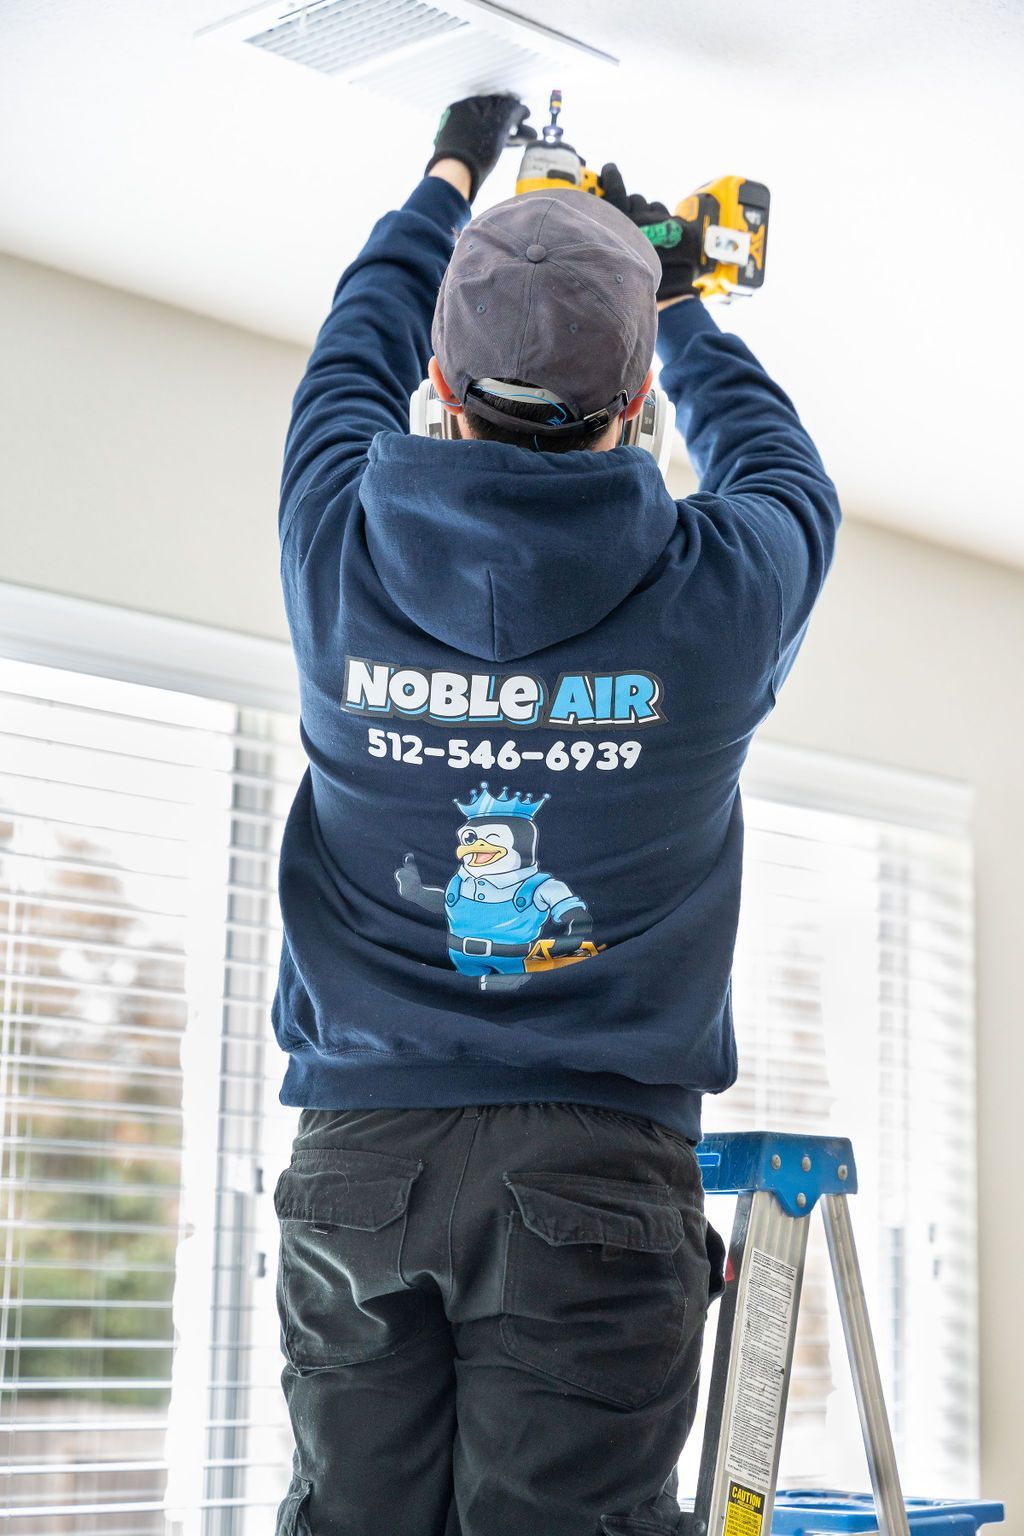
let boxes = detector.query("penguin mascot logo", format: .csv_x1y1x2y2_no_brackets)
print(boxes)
394,782,599,993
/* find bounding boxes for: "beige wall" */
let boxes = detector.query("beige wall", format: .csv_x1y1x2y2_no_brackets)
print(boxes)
2,251,1022,1510
0,252,295,640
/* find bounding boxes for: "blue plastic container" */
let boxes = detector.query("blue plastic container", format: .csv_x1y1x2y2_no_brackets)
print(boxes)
770,1491,1005,1535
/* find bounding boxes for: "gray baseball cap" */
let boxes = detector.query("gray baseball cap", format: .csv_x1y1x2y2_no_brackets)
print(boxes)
432,188,661,434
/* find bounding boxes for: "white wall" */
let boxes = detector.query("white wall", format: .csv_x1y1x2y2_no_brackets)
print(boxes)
2,251,1022,1513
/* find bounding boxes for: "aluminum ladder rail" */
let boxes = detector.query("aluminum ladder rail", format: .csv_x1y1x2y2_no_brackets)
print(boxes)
685,1132,910,1536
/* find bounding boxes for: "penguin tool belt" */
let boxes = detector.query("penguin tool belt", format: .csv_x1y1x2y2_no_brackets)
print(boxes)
452,936,532,958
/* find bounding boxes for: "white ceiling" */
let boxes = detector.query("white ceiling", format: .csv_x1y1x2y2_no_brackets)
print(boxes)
2,0,1022,565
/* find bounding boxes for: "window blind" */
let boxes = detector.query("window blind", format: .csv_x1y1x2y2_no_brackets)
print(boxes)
0,648,978,1529
678,776,978,1498
0,658,302,1534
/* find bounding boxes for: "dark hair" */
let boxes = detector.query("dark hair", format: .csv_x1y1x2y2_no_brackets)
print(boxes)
461,378,612,454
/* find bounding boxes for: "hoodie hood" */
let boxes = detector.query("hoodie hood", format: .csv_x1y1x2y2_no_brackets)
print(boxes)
361,432,679,663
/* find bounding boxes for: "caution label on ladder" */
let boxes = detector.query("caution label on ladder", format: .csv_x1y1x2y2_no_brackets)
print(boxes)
722,1246,798,1493
723,1481,765,1536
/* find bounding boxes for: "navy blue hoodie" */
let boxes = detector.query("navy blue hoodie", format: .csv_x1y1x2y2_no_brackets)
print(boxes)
273,176,840,1142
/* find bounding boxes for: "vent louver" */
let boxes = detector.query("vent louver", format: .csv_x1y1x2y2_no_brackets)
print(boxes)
199,0,616,112
249,0,464,77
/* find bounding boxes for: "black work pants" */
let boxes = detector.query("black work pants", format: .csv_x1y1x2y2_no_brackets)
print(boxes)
273,1101,724,1536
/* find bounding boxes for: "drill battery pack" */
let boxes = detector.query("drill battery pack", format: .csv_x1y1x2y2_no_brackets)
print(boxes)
677,176,770,300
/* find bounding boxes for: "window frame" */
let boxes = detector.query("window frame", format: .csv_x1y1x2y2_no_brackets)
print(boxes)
0,582,299,717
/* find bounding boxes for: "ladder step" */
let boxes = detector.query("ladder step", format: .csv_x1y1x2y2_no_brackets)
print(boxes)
768,1491,1005,1535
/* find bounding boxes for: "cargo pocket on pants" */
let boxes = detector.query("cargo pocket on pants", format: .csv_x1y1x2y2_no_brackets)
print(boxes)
274,1146,425,1371
275,1474,312,1536
500,1170,690,1410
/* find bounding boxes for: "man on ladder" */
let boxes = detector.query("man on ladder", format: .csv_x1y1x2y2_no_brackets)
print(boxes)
270,93,841,1535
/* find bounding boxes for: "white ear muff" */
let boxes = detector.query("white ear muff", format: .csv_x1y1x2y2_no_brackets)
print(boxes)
409,380,457,441
621,388,673,479
409,380,674,481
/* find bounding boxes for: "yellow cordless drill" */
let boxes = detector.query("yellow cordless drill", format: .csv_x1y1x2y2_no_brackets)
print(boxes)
513,90,770,302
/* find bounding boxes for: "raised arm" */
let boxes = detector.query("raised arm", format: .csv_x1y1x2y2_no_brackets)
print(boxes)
279,170,471,537
600,162,841,698
279,94,532,548
657,299,841,695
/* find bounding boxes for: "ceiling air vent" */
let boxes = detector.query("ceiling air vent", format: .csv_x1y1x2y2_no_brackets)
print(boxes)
198,0,616,112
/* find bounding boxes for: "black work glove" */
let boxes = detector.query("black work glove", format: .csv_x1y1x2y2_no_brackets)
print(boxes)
425,94,535,202
549,909,593,958
600,162,701,303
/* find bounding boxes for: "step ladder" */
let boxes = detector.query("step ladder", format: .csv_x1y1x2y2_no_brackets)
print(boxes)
680,1132,1002,1536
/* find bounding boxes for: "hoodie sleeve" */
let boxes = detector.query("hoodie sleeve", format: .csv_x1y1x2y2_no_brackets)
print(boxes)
279,175,472,552
656,299,841,697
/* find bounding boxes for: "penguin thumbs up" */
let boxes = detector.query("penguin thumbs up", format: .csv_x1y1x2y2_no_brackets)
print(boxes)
395,853,422,898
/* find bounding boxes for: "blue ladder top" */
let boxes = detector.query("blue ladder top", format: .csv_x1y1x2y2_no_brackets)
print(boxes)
696,1132,858,1216
770,1490,1004,1534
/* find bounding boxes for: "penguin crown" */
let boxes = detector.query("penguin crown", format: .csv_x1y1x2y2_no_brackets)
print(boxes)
454,782,550,822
